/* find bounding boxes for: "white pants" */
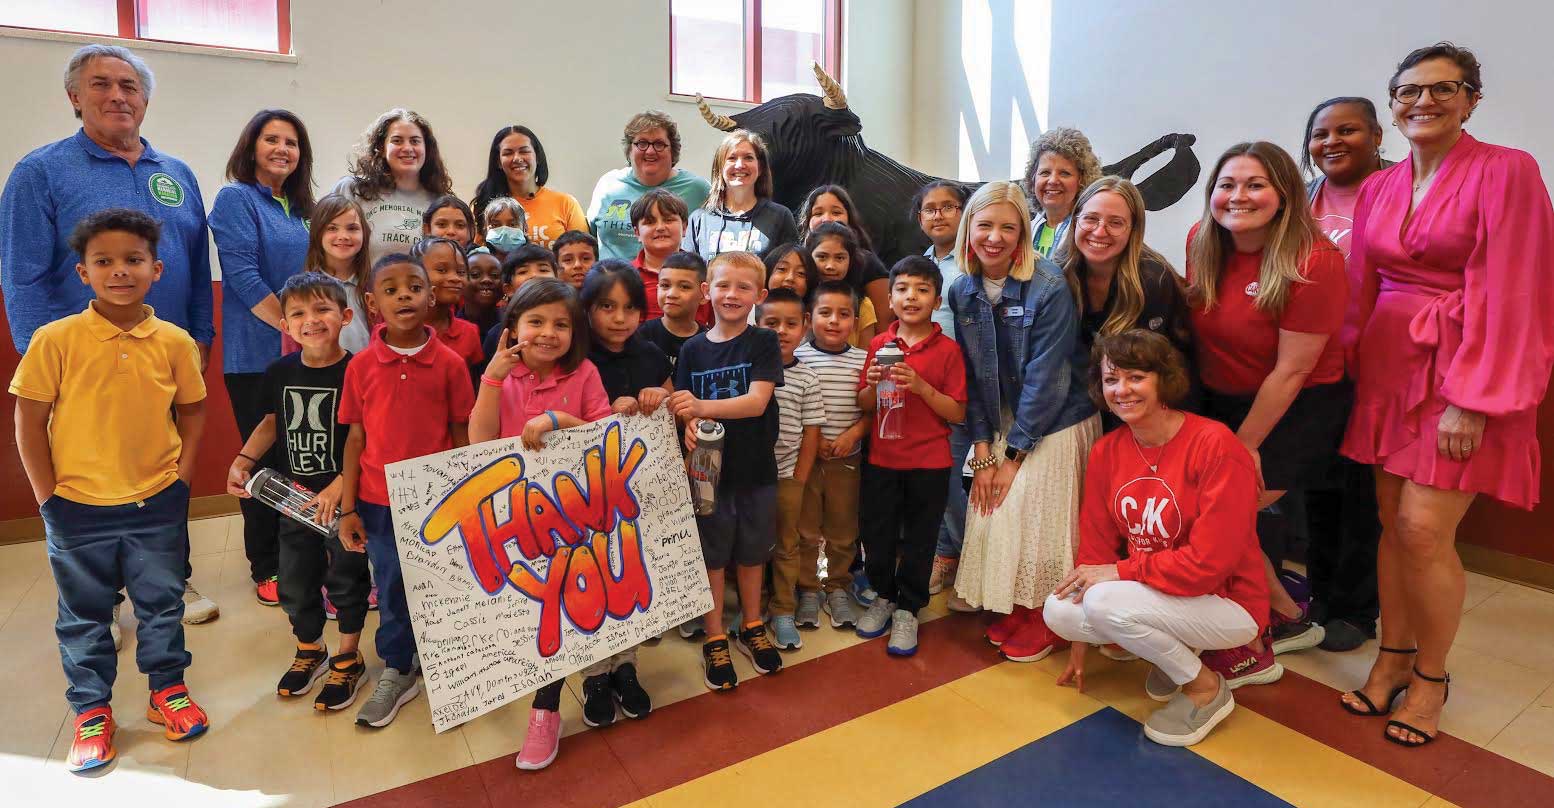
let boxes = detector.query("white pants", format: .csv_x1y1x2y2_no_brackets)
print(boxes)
1043,581,1258,685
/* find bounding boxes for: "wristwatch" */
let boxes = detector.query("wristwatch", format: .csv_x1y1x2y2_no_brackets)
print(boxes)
1004,446,1028,462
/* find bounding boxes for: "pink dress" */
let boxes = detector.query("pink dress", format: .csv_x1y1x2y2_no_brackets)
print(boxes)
1342,133,1554,509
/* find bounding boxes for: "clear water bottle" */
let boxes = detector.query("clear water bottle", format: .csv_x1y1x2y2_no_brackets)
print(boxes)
245,468,338,537
874,344,906,440
688,420,726,516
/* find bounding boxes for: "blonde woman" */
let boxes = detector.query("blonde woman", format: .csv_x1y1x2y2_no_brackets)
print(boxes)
684,129,796,261
948,181,1099,662
1058,176,1194,432
1186,141,1348,683
1023,127,1103,257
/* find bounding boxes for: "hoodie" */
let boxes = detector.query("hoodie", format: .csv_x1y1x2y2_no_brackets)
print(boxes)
682,198,798,261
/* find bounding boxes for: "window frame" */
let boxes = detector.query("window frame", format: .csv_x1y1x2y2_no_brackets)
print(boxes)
669,0,842,105
1,0,291,54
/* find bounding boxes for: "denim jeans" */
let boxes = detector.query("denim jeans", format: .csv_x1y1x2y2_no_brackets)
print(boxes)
43,481,191,713
936,422,972,558
361,500,417,672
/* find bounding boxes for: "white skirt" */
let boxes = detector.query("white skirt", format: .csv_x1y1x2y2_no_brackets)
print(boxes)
954,414,1101,614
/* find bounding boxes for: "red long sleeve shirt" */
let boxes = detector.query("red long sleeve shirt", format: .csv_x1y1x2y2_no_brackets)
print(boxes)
1078,412,1270,631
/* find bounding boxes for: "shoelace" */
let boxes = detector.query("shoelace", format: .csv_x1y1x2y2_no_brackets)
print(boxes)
77,719,108,740
366,676,401,705
324,664,358,687
746,631,776,652
708,643,733,667
184,582,207,601
290,653,322,673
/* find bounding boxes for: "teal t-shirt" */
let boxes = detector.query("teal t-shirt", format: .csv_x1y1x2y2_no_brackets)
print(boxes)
585,167,712,261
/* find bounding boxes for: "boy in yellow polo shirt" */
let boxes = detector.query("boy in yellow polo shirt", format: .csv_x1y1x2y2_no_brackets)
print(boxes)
11,209,210,774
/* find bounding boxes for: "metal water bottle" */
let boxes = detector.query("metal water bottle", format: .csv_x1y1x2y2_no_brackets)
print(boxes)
245,468,338,537
874,344,906,440
688,420,726,516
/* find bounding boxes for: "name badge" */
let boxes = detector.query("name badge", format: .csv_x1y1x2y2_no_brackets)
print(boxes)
1003,306,1025,318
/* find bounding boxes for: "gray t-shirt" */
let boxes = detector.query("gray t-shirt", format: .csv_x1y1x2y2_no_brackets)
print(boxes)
332,177,436,266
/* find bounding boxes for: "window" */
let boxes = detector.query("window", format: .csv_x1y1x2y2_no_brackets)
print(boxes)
671,0,842,104
0,0,290,54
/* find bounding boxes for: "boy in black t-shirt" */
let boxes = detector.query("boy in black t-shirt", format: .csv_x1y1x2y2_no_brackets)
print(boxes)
638,250,709,374
669,251,784,690
227,274,371,712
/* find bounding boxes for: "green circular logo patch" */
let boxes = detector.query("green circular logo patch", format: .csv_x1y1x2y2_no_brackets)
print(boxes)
148,172,184,207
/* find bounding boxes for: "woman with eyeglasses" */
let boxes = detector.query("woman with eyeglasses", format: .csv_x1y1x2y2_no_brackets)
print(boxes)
586,110,711,261
1340,42,1554,748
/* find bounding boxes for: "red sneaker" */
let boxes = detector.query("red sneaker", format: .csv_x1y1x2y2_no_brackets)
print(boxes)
1000,610,1068,662
986,605,1028,647
1201,641,1284,689
67,707,116,773
367,585,379,611
147,684,209,741
256,576,279,606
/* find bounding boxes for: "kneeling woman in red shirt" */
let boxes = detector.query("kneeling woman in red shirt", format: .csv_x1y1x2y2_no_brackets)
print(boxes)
1046,330,1270,747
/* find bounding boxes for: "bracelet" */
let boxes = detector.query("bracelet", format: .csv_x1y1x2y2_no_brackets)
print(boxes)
337,509,355,518
480,375,505,388
546,410,560,430
238,452,260,465
967,454,998,472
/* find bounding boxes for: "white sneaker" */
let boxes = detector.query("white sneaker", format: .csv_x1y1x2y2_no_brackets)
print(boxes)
109,601,123,651
181,581,219,624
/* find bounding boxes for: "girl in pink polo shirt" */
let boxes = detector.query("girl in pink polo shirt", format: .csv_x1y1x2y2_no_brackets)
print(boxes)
467,276,611,772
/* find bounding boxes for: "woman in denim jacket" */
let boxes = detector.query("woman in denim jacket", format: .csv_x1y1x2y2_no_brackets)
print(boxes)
948,181,1101,663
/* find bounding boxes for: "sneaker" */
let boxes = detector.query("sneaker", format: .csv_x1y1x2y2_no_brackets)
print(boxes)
109,601,123,651
67,707,116,773
611,663,651,719
314,652,367,711
322,587,338,621
736,624,783,675
581,673,616,728
256,576,280,606
794,591,822,629
678,616,705,640
1144,673,1235,747
355,666,421,727
1200,642,1284,690
515,708,561,770
770,615,803,650
986,608,1026,647
1319,617,1371,652
855,598,895,639
367,585,379,611
1001,614,1068,663
824,589,856,629
1145,665,1181,702
887,610,919,656
1277,569,1312,605
928,556,958,595
1269,605,1326,655
147,684,208,741
277,645,329,696
1099,644,1139,662
851,573,878,607
181,581,219,624
702,638,738,690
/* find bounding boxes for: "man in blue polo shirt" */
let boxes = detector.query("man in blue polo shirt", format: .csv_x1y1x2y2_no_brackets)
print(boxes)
0,44,219,628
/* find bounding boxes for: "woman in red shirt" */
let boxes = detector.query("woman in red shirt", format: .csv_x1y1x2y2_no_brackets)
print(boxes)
1186,142,1347,671
1046,330,1268,748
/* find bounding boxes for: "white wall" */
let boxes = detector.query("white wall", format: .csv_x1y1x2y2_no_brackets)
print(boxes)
0,0,914,276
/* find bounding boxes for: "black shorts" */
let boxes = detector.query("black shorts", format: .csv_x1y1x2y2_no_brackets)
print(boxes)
1202,381,1352,491
695,483,777,568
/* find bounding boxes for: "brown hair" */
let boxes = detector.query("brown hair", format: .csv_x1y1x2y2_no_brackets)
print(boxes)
304,193,372,315
705,129,776,208
1022,127,1102,204
503,278,589,373
621,110,683,165
1088,329,1190,410
1389,41,1484,96
630,188,690,227
1059,177,1178,338
345,108,453,201
224,109,316,217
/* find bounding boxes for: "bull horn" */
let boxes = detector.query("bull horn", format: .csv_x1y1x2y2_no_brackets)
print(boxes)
695,94,737,131
812,61,848,109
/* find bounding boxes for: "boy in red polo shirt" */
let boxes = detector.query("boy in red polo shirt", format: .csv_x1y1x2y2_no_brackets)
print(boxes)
336,253,475,728
855,256,968,656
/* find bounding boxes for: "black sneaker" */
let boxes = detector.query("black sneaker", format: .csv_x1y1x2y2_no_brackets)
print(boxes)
314,652,367,711
702,638,738,691
611,663,652,719
737,624,783,675
277,646,329,696
582,674,616,727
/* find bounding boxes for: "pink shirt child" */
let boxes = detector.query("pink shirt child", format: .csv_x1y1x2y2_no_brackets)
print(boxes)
497,359,612,438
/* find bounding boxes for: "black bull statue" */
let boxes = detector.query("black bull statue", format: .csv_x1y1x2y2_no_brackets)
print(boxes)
695,64,1201,264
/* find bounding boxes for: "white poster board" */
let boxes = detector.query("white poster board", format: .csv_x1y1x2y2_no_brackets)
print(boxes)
385,410,711,733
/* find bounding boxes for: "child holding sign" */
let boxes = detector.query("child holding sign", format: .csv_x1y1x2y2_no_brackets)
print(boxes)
468,277,612,772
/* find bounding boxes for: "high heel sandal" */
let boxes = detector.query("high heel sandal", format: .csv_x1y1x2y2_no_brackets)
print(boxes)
1339,646,1416,717
1385,668,1450,748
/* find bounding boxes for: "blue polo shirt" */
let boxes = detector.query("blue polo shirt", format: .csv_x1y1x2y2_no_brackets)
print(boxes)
209,181,309,373
924,245,964,340
1,129,213,353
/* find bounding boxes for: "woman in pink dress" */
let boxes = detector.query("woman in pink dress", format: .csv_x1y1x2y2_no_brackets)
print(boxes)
1340,43,1554,747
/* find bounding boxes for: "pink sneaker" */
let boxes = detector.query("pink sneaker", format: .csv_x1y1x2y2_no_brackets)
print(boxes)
515,708,561,770
321,587,338,621
367,586,379,611
1201,641,1284,689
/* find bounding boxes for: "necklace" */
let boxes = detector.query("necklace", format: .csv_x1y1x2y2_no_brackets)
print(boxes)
1131,433,1165,474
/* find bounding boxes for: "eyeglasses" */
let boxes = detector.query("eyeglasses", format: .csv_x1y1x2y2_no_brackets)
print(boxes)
1077,213,1130,235
919,204,961,218
632,140,672,153
1390,80,1476,104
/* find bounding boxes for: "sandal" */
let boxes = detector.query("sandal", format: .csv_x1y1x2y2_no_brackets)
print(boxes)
1384,668,1450,748
1340,646,1416,717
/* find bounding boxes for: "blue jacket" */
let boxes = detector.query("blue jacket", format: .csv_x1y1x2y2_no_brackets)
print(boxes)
948,259,1093,453
209,181,310,373
1,129,213,351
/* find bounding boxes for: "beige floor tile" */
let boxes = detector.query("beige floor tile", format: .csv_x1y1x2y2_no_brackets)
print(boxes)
460,681,587,764
0,540,48,626
1455,585,1554,674
1462,569,1510,613
325,678,474,804
1432,644,1554,745
1280,641,1382,694
0,579,70,761
1486,679,1554,778
187,516,233,558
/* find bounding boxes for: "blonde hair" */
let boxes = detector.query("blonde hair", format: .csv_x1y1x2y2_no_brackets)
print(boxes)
954,181,1036,282
1059,177,1176,337
1187,142,1328,313
708,250,767,286
705,129,775,209
1022,127,1103,203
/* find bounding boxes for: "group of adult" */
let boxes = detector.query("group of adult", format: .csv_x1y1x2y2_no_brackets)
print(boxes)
3,40,1551,750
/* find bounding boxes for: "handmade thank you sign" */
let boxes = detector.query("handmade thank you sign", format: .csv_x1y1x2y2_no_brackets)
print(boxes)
386,410,711,732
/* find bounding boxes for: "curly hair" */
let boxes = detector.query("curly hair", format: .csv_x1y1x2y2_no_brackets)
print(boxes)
621,110,683,166
1022,127,1103,204
344,108,453,201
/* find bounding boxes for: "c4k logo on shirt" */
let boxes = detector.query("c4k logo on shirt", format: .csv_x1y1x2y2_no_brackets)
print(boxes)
148,173,184,207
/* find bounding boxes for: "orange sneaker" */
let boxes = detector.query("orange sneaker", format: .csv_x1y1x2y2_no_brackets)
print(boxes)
67,706,116,773
147,684,209,741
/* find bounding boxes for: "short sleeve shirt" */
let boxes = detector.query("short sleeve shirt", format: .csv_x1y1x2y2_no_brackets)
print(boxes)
261,352,352,492
436,317,485,367
774,359,826,478
498,360,613,437
860,323,968,469
674,326,784,487
637,317,707,376
590,335,673,401
793,340,867,449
